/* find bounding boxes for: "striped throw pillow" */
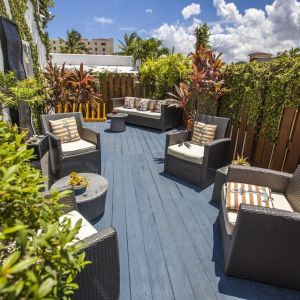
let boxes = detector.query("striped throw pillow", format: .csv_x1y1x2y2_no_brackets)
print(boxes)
191,121,217,146
226,182,273,210
49,117,80,143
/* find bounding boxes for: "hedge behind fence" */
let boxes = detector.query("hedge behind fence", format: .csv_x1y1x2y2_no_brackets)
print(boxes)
218,53,300,141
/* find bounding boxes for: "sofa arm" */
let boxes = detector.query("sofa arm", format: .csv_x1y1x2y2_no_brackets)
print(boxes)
81,127,101,150
111,97,125,109
74,227,120,300
203,138,231,169
227,165,292,193
225,204,300,289
165,130,191,148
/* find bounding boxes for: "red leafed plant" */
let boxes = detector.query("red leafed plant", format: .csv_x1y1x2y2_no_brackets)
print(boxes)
43,61,71,112
68,63,103,111
167,82,191,116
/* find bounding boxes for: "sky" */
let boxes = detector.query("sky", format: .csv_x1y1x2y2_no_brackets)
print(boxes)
47,0,300,62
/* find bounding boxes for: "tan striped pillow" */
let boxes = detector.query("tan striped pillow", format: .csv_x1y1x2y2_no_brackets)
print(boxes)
191,121,217,146
226,182,273,210
49,117,80,143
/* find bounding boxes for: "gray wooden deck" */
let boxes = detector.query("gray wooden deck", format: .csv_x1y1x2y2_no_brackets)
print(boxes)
87,121,300,300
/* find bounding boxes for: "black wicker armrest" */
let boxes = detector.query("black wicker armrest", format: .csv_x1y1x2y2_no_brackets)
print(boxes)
225,204,300,289
227,165,292,193
47,131,62,153
81,127,100,149
166,130,191,148
111,97,125,109
203,138,231,169
74,227,120,300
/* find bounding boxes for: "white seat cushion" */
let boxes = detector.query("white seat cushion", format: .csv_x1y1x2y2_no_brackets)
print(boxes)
61,139,96,156
59,210,97,242
114,107,161,120
221,185,294,235
167,142,205,165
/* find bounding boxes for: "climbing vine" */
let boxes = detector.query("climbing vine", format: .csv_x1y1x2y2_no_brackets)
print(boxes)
218,52,300,141
0,0,53,77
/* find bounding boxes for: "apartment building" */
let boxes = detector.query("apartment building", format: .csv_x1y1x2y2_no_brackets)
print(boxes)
50,38,114,55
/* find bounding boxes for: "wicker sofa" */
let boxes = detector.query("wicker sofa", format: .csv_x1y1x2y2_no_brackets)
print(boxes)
164,114,231,187
41,112,101,180
111,97,182,132
220,165,300,290
57,189,120,300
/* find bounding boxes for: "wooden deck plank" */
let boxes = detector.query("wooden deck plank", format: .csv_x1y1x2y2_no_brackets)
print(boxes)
87,122,300,300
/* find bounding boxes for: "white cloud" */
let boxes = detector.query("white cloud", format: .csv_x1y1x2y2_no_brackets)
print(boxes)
94,16,114,24
182,3,201,20
152,0,300,62
119,27,137,31
145,8,153,14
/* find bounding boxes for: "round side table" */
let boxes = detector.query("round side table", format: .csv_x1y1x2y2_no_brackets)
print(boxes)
52,173,108,221
107,113,128,132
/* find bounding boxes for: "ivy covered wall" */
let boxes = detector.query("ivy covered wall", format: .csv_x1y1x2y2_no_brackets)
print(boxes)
0,0,53,77
218,53,300,141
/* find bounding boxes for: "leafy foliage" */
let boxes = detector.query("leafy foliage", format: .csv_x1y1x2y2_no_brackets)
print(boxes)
0,119,89,299
60,29,88,54
118,33,170,62
140,54,192,99
67,172,89,188
218,52,300,141
43,62,102,112
194,23,211,50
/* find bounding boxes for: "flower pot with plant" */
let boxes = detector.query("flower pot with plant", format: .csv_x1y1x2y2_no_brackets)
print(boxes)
67,172,89,195
232,154,250,167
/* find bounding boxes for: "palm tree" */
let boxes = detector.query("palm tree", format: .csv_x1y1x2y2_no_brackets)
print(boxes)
118,33,140,55
60,29,88,54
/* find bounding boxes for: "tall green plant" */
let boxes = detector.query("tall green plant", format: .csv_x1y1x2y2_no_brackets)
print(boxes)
140,54,192,99
60,29,88,54
0,119,89,298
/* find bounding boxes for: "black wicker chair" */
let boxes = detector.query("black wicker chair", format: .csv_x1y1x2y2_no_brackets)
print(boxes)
219,165,300,290
56,189,120,300
164,114,231,187
41,112,101,180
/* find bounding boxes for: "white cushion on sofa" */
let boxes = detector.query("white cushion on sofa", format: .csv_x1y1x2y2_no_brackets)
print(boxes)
167,142,205,165
59,210,97,242
221,185,294,235
114,106,161,120
61,139,96,156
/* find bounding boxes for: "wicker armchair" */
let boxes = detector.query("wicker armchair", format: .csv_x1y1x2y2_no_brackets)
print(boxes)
219,165,300,290
58,189,120,300
41,113,101,179
164,114,231,187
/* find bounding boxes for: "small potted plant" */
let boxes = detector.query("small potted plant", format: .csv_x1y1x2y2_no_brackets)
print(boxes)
67,172,89,195
232,154,250,167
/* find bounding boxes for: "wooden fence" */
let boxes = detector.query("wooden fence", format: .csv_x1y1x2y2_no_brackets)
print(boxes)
227,108,300,173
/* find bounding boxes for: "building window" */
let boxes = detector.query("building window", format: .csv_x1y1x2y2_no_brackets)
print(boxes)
53,41,55,44
101,42,106,46
95,42,97,45
53,47,56,50
103,48,105,52
95,48,97,51
88,42,90,45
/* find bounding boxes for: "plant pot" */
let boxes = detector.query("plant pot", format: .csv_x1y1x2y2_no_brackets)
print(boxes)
72,185,87,196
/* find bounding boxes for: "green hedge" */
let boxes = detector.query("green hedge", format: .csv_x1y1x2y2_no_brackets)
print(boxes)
218,53,300,141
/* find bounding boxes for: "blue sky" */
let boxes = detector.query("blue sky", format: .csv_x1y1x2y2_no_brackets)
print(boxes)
47,0,300,62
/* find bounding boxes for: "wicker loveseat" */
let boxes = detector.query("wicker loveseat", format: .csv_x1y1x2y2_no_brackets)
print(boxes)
57,189,120,300
164,114,231,187
220,165,300,290
111,97,182,132
41,112,101,180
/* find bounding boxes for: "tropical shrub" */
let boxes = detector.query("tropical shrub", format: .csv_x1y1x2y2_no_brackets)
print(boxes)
218,52,300,141
0,119,89,298
43,62,102,113
140,54,192,99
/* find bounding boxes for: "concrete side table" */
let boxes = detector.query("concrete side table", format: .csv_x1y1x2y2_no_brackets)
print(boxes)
212,166,228,203
107,113,128,132
52,173,108,221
